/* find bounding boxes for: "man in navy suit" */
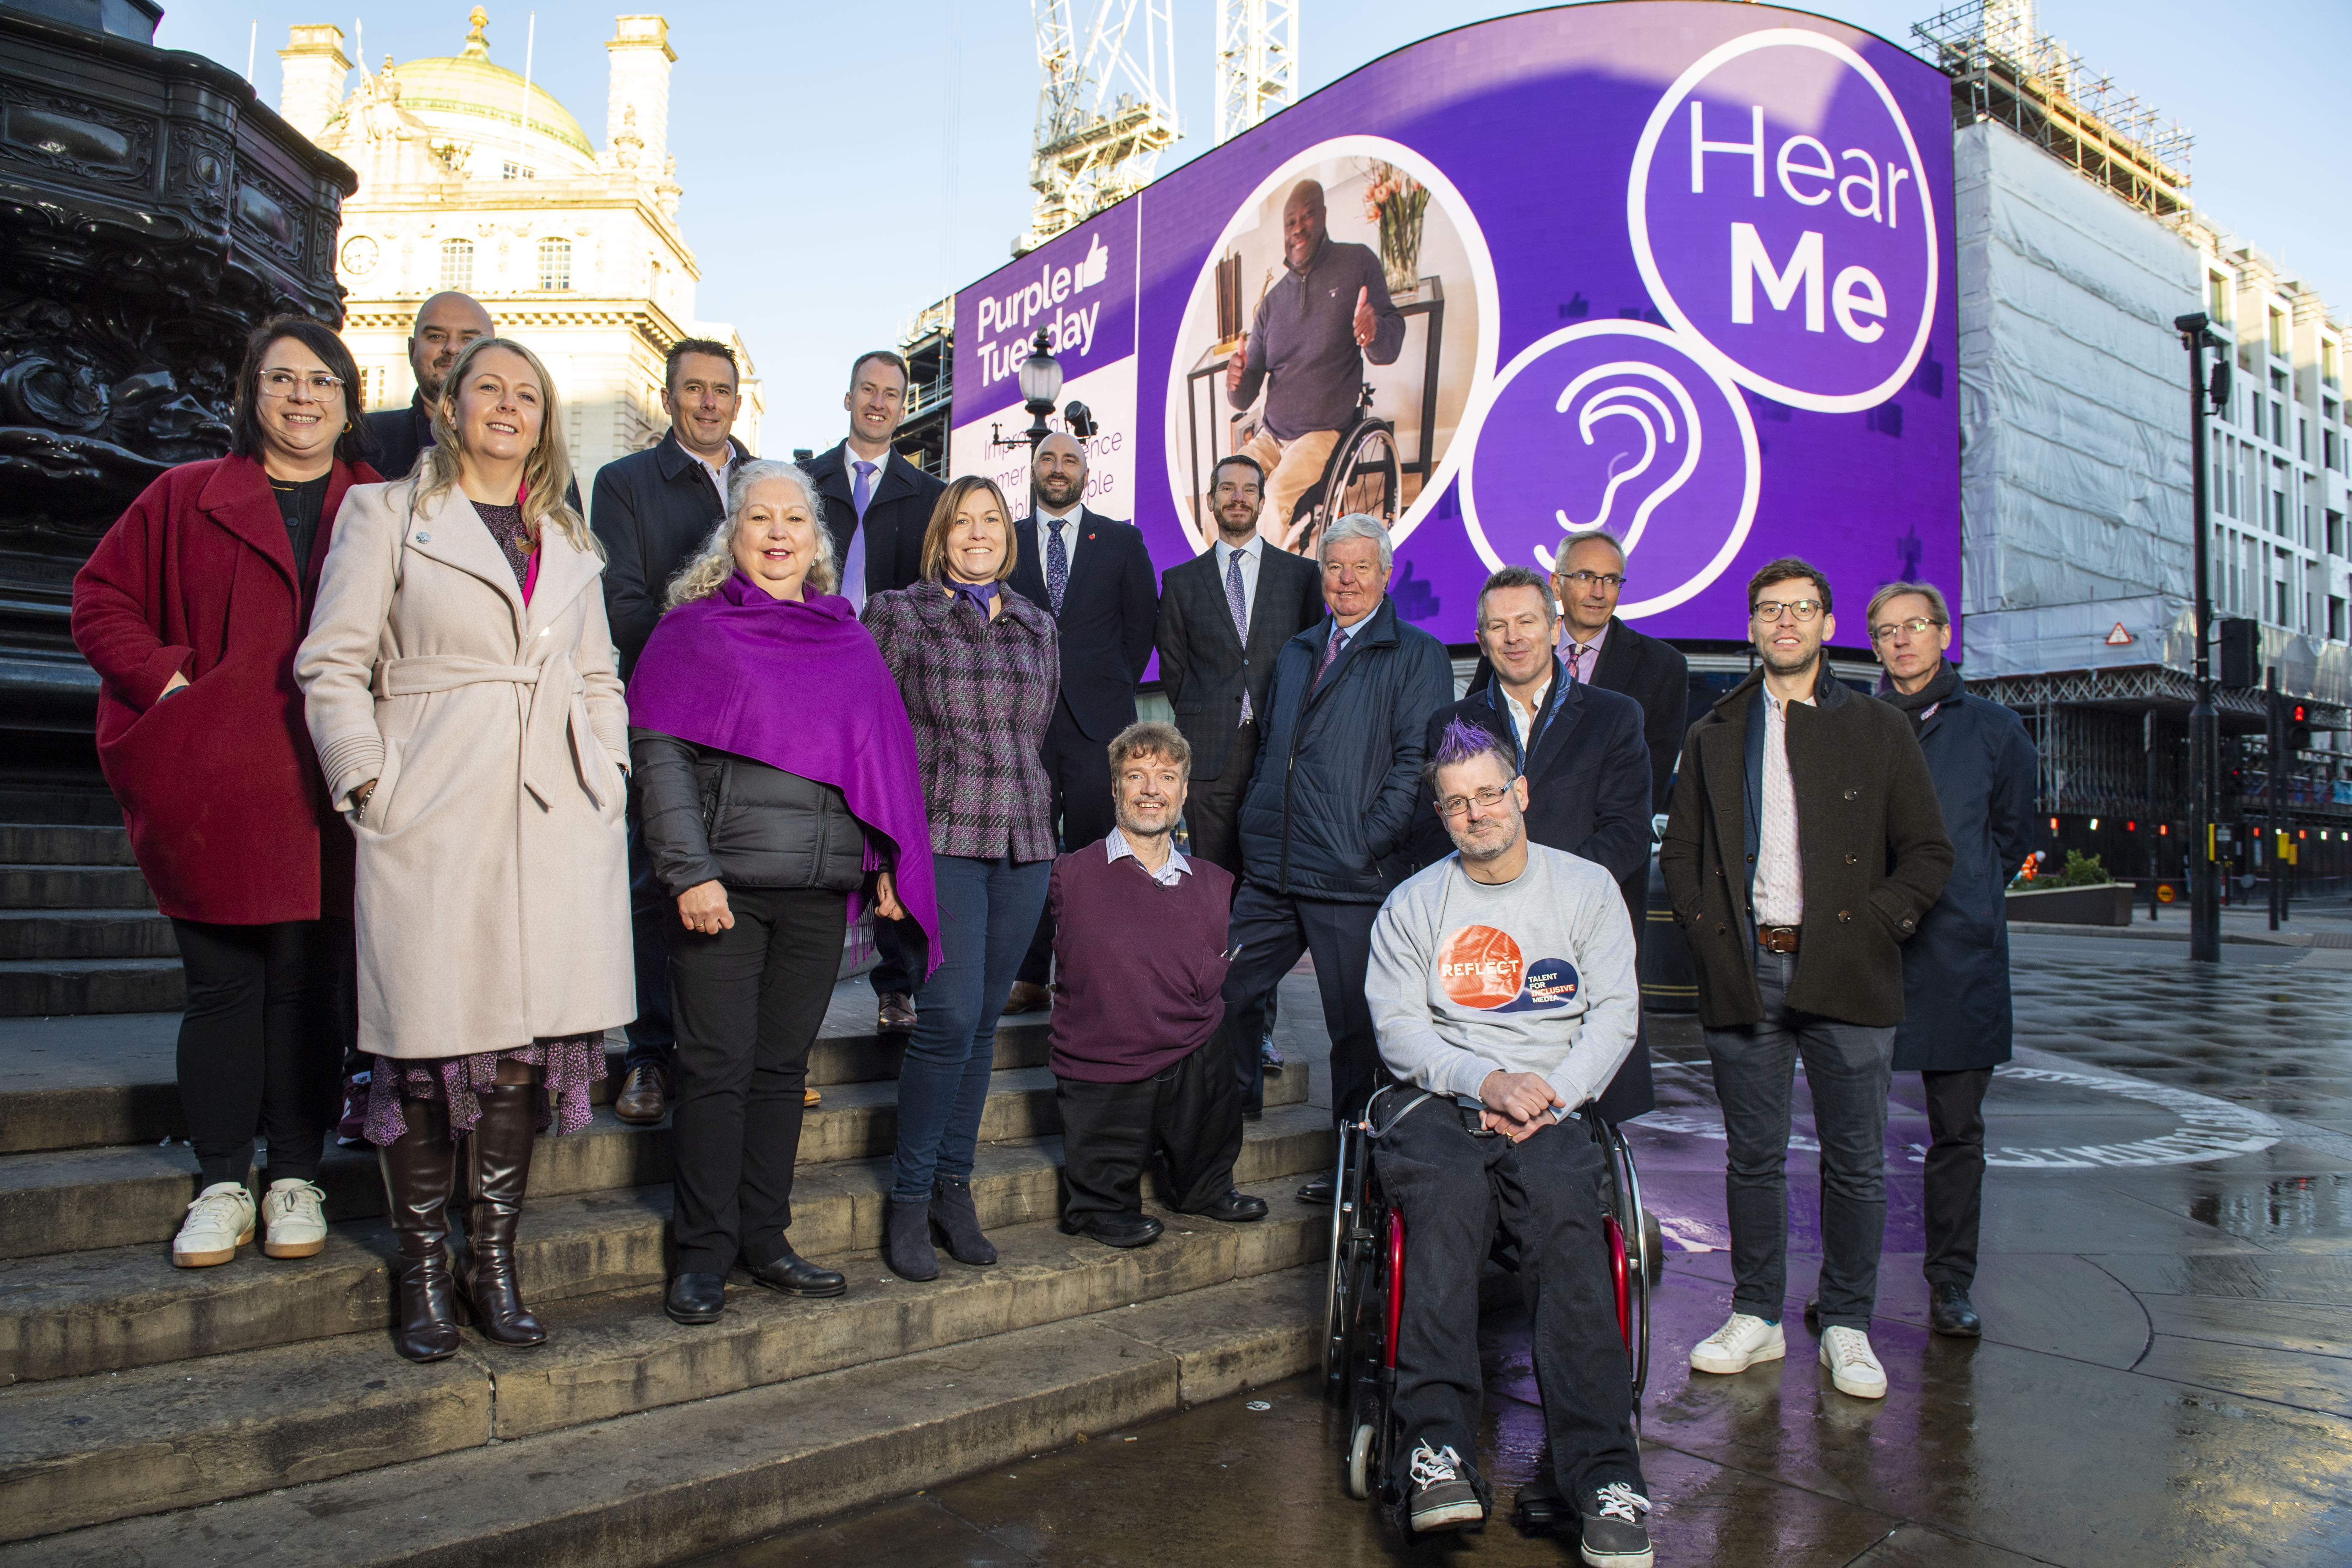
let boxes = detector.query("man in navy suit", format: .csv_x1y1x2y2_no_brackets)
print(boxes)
1004,432,1159,1008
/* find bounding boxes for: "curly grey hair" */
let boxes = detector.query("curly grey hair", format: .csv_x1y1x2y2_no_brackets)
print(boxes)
665,458,839,607
1316,512,1393,574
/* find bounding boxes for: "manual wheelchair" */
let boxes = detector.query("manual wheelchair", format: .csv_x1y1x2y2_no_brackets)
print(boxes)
1280,382,1402,558
1321,1084,1663,1506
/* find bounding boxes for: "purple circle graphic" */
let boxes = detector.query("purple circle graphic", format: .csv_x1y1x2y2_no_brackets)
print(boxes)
1629,29,1937,414
1458,321,1758,618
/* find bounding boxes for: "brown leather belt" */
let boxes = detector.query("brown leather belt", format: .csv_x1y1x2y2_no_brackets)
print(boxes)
1758,925,1801,954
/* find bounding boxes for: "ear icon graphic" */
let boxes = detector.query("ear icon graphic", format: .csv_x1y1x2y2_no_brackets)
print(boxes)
1534,362,1704,572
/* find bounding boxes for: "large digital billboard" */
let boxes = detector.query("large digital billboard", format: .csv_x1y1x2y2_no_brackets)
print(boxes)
948,2,1958,648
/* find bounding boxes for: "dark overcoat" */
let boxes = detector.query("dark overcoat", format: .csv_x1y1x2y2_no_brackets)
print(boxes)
70,455,372,924
1892,689,2038,1071
1659,665,1953,1028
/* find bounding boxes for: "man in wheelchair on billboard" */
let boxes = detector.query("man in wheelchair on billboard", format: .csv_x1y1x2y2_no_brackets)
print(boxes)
1359,718,1655,1566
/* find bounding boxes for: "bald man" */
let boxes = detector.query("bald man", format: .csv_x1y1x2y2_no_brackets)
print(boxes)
366,291,496,481
1004,432,1160,1008
1225,179,1406,552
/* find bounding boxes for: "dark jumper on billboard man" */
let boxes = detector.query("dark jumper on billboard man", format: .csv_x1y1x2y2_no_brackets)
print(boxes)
1225,179,1405,553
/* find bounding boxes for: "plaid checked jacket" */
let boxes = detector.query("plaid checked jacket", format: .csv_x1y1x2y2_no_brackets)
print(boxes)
864,584,1060,863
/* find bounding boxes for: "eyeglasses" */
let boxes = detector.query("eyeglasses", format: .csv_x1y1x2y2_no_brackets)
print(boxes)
1557,570,1626,589
257,370,345,400
1870,616,1943,643
1436,784,1515,819
1751,598,1823,623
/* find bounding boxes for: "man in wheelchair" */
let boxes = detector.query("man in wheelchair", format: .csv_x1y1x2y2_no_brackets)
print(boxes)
1363,719,1654,1565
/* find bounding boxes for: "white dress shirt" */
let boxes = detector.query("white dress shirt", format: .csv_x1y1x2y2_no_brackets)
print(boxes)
1038,503,1085,572
844,445,890,520
1213,534,1263,629
1498,672,1555,756
1752,687,1814,927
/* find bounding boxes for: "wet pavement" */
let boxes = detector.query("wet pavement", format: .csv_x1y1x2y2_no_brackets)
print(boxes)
687,932,2352,1567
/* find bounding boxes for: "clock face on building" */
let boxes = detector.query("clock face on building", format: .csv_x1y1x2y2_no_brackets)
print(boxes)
340,235,379,277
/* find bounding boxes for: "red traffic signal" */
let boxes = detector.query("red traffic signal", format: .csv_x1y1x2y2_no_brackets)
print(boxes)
2292,703,2308,724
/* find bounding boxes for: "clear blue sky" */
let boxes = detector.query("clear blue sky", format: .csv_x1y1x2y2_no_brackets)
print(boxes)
159,0,2349,450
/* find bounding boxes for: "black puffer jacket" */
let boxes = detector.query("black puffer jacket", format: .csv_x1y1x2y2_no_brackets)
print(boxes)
1236,596,1455,902
631,728,866,897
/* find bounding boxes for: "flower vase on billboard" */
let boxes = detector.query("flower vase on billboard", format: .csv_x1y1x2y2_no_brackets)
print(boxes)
948,1,1957,649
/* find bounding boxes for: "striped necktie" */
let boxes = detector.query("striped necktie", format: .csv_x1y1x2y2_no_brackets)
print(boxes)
1225,547,1252,723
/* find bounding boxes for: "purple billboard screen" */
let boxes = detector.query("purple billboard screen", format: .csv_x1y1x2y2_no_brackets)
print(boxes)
949,1,1958,651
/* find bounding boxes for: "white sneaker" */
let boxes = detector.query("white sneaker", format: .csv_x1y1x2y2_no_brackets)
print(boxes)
172,1181,256,1267
1688,1312,1786,1375
261,1178,329,1259
1819,1325,1889,1399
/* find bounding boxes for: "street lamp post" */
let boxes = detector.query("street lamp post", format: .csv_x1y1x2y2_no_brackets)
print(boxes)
2176,311,2229,963
988,328,1099,513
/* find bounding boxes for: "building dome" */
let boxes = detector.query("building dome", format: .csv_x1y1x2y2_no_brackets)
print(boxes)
389,55,593,161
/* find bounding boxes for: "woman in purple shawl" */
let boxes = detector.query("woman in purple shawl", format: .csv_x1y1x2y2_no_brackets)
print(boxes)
626,459,937,1325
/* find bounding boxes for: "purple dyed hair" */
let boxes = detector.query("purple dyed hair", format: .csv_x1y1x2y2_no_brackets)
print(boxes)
1421,715,1517,800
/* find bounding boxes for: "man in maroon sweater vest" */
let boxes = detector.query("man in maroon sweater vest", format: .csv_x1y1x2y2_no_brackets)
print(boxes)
1051,722,1273,1247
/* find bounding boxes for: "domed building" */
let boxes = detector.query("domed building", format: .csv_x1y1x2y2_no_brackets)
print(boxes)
275,7,760,495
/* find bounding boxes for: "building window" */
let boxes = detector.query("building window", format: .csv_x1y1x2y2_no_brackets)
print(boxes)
440,238,473,292
538,237,572,291
2300,418,2309,461
2330,430,2343,474
2273,400,2286,447
2326,339,2341,389
2330,510,2344,558
2274,487,2288,536
501,161,536,180
2270,307,2289,358
2208,271,2231,325
2332,596,2346,643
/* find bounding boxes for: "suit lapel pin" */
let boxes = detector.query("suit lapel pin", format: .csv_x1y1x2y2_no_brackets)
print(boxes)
415,531,431,542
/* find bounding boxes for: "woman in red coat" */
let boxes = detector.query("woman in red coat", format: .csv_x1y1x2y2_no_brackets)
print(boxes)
71,316,381,1270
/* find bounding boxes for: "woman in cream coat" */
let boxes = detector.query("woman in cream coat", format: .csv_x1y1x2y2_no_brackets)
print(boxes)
297,336,632,1364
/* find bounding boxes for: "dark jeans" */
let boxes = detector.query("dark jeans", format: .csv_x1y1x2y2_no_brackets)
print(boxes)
1056,1039,1244,1221
1702,950,1895,1332
1219,881,1383,1124
1018,700,1117,985
623,799,677,1074
1375,1097,1645,1502
666,885,846,1275
170,916,343,1189
1180,720,1256,879
1921,1067,1994,1289
893,853,1051,1202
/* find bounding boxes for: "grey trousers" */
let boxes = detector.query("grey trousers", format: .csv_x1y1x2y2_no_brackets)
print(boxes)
1702,950,1895,1333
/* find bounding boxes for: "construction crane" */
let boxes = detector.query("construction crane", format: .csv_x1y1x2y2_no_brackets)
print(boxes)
1214,0,1297,144
1018,0,1179,254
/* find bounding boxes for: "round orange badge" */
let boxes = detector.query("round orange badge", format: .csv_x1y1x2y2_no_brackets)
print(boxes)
1438,925,1524,1009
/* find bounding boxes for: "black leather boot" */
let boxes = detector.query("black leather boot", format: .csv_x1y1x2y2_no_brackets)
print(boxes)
930,1176,997,1266
885,1197,939,1281
378,1097,463,1363
459,1083,547,1348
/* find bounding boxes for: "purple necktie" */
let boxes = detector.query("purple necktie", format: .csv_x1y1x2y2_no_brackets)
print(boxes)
1565,640,1590,684
1317,624,1348,688
851,460,876,517
1045,517,1070,617
838,460,874,610
1225,547,1252,723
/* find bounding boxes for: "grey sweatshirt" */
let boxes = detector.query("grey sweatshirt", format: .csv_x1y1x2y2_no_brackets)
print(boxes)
1230,238,1406,441
1367,843,1639,1113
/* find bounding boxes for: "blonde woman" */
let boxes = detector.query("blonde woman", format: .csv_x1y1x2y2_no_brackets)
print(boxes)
296,337,632,1363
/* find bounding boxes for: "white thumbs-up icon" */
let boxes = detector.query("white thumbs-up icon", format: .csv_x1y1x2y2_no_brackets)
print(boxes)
1073,232,1109,291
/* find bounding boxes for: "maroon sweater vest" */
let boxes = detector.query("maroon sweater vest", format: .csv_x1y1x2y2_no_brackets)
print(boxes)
1047,841,1235,1083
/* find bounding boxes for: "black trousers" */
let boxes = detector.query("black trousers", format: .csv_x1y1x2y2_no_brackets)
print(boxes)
170,917,343,1188
623,793,677,1073
1921,1067,1994,1289
1181,719,1258,879
1018,698,1119,985
1056,1038,1244,1220
1220,881,1383,1123
666,885,847,1275
1374,1098,1645,1503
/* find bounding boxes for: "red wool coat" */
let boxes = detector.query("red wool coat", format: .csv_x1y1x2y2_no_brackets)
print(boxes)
71,455,376,924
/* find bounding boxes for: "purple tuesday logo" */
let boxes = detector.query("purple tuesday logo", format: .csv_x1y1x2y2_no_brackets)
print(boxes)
1628,28,1936,414
1457,321,1758,618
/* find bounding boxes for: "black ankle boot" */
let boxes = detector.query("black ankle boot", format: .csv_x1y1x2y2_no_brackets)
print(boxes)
885,1197,939,1281
459,1083,546,1348
930,1177,996,1266
378,1098,463,1363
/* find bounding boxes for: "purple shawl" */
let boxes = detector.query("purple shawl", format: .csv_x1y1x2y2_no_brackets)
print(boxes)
626,570,939,977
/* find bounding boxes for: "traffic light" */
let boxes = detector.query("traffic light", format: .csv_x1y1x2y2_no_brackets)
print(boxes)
2289,702,2313,755
2217,618,2260,688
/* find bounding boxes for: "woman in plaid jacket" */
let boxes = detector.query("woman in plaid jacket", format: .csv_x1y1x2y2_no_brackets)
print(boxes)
862,476,1059,1282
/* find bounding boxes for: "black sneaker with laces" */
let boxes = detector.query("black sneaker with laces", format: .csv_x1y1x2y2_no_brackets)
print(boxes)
1404,1442,1485,1534
1578,1481,1653,1567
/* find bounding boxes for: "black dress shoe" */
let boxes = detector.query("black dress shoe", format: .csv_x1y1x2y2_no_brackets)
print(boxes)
1296,1174,1335,1205
1060,1211,1164,1248
665,1272,727,1324
742,1250,847,1298
1511,1469,1569,1532
1930,1280,1982,1337
1189,1188,1269,1223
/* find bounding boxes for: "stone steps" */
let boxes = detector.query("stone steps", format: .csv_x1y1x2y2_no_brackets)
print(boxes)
0,825,136,866
0,822,177,1015
0,956,183,1017
0,1195,1326,1545
0,1101,1330,1383
0,1059,1308,1258
0,908,177,960
0,1263,1323,1565
0,864,155,909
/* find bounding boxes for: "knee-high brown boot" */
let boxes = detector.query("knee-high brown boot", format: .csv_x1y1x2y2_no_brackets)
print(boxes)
378,1097,463,1363
460,1082,547,1348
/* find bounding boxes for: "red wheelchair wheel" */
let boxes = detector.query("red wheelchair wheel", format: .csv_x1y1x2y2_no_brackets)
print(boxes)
1605,1214,1631,1350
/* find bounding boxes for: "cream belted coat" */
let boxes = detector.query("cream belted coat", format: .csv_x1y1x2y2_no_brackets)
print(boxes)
295,476,635,1060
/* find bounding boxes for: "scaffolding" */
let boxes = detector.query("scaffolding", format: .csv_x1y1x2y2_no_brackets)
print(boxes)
1912,0,2192,221
1214,0,1298,145
1019,0,1179,253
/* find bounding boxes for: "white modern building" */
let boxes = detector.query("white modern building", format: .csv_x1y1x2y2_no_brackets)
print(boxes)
275,7,760,501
